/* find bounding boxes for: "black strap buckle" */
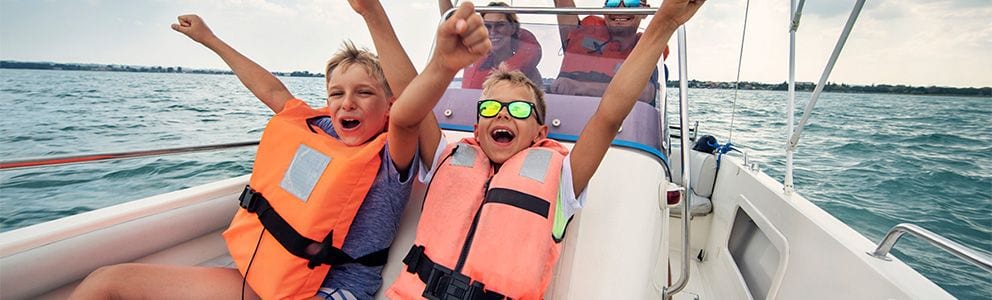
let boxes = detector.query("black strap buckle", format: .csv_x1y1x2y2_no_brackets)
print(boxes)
424,263,485,300
405,245,504,300
238,185,260,213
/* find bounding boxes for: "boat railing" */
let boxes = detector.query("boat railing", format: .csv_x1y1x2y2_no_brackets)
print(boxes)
0,141,259,170
784,0,866,193
868,223,992,273
459,6,658,17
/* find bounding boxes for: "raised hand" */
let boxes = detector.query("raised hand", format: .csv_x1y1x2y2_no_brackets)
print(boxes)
656,0,706,29
432,2,491,73
347,0,380,17
171,14,216,44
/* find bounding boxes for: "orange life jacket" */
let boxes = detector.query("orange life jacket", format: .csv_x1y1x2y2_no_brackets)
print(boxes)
387,138,568,300
559,16,668,83
462,28,543,89
223,99,387,300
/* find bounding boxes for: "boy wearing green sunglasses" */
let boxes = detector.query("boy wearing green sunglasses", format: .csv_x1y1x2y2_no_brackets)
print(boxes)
387,0,705,297
551,0,669,105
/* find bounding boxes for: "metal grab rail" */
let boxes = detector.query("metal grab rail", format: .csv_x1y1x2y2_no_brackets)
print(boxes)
466,6,659,16
868,223,992,273
0,141,259,170
663,25,692,299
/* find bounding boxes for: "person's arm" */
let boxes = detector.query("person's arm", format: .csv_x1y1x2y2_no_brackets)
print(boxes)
391,2,490,163
553,0,580,49
171,15,294,113
349,0,442,172
569,0,705,195
502,28,542,71
438,0,454,17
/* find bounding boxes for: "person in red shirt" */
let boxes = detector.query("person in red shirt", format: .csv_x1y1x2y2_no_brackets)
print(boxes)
552,0,669,105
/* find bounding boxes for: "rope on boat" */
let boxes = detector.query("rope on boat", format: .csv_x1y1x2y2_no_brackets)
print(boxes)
728,0,751,144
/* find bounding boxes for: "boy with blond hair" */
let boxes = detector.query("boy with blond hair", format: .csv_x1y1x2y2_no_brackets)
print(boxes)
387,0,705,298
69,0,449,298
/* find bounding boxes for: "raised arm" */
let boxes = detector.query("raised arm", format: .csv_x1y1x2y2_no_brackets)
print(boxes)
171,15,293,113
438,0,455,17
569,0,706,195
553,0,580,49
348,0,442,171
390,2,490,162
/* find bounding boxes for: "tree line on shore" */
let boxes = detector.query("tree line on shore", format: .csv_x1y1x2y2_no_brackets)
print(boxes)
0,61,321,78
2,60,988,97
669,80,990,97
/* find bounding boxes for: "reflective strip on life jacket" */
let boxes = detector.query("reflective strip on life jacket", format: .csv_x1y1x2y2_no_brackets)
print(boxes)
387,138,568,300
223,99,386,300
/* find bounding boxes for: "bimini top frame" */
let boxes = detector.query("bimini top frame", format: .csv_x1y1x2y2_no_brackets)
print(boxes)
784,0,865,192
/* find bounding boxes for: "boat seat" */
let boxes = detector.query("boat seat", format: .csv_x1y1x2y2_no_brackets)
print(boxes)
669,149,716,217
199,254,235,268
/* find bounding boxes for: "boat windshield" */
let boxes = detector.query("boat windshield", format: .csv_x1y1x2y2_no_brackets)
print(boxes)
451,20,669,107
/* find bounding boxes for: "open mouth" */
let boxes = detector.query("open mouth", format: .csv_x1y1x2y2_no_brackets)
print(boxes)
609,16,633,22
491,128,515,144
340,118,361,130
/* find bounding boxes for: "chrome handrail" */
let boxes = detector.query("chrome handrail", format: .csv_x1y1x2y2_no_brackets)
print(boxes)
0,141,259,170
868,223,992,273
663,25,692,299
464,6,659,16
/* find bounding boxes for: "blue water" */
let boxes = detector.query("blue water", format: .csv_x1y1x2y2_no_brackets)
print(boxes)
1,69,990,298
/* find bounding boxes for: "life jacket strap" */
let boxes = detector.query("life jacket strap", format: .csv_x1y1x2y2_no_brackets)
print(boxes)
238,185,389,268
402,245,508,300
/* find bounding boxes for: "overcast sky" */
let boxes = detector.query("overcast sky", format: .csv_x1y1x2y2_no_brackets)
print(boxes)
1,0,989,88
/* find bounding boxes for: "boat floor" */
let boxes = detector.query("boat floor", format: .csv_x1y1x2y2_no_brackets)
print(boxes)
669,240,712,300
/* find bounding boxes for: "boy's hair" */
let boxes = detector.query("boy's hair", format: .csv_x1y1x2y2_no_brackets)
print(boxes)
325,41,393,98
481,64,546,124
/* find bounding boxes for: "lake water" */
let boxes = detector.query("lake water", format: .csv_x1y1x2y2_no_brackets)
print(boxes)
0,69,989,298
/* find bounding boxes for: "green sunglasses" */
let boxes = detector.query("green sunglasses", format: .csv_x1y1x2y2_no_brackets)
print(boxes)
477,99,543,125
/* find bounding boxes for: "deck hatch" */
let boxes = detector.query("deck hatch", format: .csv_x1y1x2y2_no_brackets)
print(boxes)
728,208,779,300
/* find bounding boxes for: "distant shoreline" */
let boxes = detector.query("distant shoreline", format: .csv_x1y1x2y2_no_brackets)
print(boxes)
0,61,323,78
664,80,991,98
3,60,989,97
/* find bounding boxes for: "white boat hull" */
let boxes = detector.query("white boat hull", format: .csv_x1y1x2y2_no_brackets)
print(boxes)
0,132,952,299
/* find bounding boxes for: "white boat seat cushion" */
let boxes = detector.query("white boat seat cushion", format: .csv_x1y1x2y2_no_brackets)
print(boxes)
670,150,718,216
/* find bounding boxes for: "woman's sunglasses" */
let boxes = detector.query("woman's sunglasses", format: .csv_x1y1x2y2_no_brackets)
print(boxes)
604,0,646,8
477,99,543,124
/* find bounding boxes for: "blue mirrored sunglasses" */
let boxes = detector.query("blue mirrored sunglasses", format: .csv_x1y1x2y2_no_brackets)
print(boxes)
604,0,644,8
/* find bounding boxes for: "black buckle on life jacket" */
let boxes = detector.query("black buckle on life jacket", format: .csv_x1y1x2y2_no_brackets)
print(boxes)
404,245,507,300
424,264,485,300
238,185,261,213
